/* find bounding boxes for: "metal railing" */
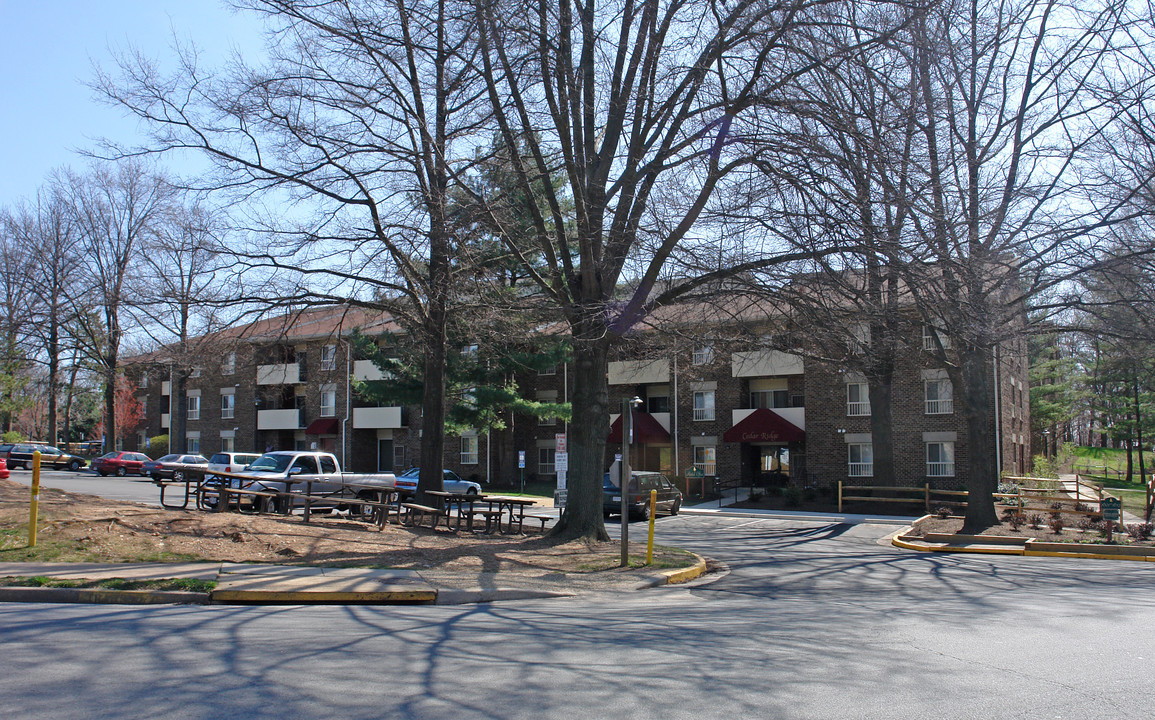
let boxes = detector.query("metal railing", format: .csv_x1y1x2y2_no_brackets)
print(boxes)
847,401,871,416
925,399,953,414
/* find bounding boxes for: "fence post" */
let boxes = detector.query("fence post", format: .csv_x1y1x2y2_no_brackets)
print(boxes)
838,481,843,513
925,483,930,513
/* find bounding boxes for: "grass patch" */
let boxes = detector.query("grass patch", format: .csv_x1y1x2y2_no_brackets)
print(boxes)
0,576,216,592
576,545,696,572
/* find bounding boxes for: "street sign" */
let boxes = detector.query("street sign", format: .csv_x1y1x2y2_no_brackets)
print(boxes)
1102,497,1122,522
555,451,568,471
518,451,526,469
555,433,567,452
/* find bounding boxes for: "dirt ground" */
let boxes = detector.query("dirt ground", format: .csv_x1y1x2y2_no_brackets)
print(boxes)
0,480,694,579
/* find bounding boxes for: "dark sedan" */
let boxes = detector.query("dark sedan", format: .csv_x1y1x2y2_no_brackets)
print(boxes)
603,471,683,520
3,444,88,471
93,451,152,477
142,454,209,481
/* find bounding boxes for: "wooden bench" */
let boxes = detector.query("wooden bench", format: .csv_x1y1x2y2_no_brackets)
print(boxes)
199,485,280,514
155,479,200,510
459,508,504,533
400,502,444,529
521,513,553,533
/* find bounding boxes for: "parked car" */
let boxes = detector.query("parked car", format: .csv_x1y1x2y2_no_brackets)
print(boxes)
143,454,209,481
0,457,8,480
2,443,88,471
206,452,262,480
395,468,482,496
92,451,152,477
603,471,683,520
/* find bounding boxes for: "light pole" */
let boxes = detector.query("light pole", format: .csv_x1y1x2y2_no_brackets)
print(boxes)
621,396,642,568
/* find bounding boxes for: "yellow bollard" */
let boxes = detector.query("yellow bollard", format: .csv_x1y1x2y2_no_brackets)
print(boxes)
646,489,657,565
29,451,41,548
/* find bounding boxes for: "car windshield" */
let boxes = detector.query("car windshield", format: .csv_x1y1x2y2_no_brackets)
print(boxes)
209,454,228,464
248,454,293,473
159,455,179,462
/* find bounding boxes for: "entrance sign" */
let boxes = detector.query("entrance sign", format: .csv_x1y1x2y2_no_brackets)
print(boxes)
518,451,526,469
555,433,567,453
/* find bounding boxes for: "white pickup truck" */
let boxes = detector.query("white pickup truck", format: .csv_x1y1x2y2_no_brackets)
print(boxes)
225,450,397,514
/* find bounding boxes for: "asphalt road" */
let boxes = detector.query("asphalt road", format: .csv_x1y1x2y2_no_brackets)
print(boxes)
7,467,164,506
1,511,1153,719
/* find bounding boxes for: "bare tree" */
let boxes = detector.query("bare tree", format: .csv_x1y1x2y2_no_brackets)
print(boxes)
60,160,174,451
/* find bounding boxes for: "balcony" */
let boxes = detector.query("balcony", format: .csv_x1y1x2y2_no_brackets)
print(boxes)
353,359,388,382
608,359,668,386
731,350,803,378
848,462,873,477
161,381,171,395
160,413,170,429
257,408,304,430
925,399,954,415
847,401,871,416
927,461,955,477
257,363,301,385
353,406,404,429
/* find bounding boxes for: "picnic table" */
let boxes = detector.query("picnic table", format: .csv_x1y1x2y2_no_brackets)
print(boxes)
476,495,541,534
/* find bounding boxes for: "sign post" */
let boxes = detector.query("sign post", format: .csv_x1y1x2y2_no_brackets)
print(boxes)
518,450,526,494
1102,496,1122,538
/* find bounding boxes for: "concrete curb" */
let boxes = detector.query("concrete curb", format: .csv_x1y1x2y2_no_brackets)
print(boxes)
892,526,1155,562
434,589,576,605
682,507,914,526
638,553,708,587
0,587,210,605
210,588,437,604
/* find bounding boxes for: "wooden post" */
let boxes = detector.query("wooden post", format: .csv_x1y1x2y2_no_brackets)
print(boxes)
838,481,843,513
925,483,930,513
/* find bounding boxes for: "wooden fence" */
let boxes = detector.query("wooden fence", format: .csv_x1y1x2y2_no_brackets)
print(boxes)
838,476,1110,519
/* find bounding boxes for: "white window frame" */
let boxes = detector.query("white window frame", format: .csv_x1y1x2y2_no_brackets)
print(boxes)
927,441,956,477
538,447,556,475
847,383,871,416
461,435,479,465
539,413,556,426
848,443,873,477
220,392,235,420
220,436,235,452
189,366,202,378
925,378,954,414
320,345,337,371
693,390,715,421
692,344,714,366
187,395,201,421
461,344,478,357
137,374,148,388
320,384,337,418
186,432,200,454
693,446,716,476
222,352,236,376
537,364,556,376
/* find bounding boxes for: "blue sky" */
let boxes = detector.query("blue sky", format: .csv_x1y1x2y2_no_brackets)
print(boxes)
0,1,267,207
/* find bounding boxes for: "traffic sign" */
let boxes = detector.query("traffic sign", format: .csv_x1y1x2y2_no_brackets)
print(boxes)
555,433,567,452
518,451,526,469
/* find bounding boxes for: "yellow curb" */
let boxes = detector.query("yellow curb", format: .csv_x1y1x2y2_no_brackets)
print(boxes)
211,589,437,604
892,526,1155,561
892,534,1024,555
659,553,707,584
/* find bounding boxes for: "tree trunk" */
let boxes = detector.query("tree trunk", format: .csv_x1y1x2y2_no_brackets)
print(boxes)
867,364,896,486
103,363,117,452
960,345,999,532
46,318,59,444
172,370,187,455
549,318,611,541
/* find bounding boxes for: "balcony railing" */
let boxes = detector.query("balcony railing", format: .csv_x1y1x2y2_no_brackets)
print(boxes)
925,399,953,414
927,461,955,477
693,462,717,476
848,462,873,477
693,407,715,421
847,401,871,416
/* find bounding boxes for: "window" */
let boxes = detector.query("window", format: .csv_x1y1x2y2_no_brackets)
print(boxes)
925,378,953,414
693,344,714,366
461,344,478,357
461,436,479,465
220,436,235,452
847,383,870,416
137,374,148,388
923,325,951,351
647,395,670,414
539,413,556,426
927,441,955,477
537,364,556,376
320,345,337,371
221,392,235,420
187,395,201,421
320,384,337,417
538,447,556,474
848,443,873,477
189,366,202,378
186,433,200,454
693,446,716,475
751,389,790,409
693,390,715,421
222,352,236,376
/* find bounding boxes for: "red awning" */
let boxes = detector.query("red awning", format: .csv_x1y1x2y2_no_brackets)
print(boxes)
305,418,340,435
607,412,671,444
722,408,805,443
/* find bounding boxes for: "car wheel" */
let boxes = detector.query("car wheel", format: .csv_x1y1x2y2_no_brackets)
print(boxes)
69,459,81,471
466,487,479,496
172,470,185,483
637,503,650,522
670,499,681,516
115,467,127,477
260,494,281,514
97,471,108,477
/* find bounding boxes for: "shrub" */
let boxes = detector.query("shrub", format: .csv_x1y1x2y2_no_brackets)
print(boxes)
783,486,803,507
1002,509,1024,530
803,487,817,503
1097,520,1116,540
1076,516,1096,532
1048,516,1065,534
749,491,764,503
935,505,952,519
1028,514,1043,529
146,435,169,458
2,430,25,444
1126,523,1154,541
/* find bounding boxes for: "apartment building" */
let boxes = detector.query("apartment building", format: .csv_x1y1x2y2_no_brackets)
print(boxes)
125,303,1030,491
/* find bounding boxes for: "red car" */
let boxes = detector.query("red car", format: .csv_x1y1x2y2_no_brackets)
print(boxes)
0,458,8,480
93,451,152,477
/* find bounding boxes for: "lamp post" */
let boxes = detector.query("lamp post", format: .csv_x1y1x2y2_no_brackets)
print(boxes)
621,396,642,568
